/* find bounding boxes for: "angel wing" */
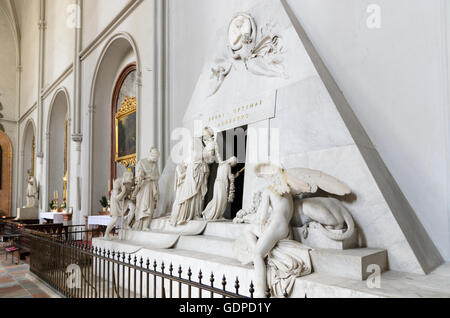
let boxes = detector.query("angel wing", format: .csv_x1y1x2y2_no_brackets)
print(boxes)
285,168,351,196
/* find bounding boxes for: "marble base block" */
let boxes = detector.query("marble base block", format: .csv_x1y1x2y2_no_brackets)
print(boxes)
310,248,388,280
293,226,359,250
15,207,38,220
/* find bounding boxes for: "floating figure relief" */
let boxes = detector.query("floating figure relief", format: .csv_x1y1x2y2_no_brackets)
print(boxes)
207,13,288,97
202,156,241,221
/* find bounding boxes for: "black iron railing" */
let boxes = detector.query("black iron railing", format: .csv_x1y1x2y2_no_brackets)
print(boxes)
28,231,252,298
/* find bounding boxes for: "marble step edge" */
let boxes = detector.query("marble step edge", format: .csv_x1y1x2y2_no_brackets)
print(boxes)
92,238,253,270
92,239,399,297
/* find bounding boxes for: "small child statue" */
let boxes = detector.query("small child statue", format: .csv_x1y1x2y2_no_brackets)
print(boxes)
104,171,134,239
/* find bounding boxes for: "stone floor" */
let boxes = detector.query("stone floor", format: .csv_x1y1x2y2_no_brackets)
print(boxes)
0,246,60,298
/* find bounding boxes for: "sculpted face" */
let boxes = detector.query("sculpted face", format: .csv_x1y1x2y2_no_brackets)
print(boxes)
254,163,290,195
228,14,255,51
229,156,238,167
123,171,134,186
149,147,160,162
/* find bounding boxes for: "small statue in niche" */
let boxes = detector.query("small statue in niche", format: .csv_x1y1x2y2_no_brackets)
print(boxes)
132,147,160,231
24,169,38,208
201,126,222,164
105,171,135,238
202,156,241,221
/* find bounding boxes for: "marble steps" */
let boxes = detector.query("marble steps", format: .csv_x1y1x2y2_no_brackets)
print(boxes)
202,222,250,240
291,263,450,298
113,222,388,281
175,234,387,280
93,236,388,297
174,234,236,259
93,236,450,298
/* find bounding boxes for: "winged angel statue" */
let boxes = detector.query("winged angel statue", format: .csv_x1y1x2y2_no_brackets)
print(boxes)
233,163,355,298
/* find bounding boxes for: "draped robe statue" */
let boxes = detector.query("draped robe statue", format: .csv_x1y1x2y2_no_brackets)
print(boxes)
170,127,220,226
202,156,239,221
25,169,38,208
105,171,134,238
132,148,160,231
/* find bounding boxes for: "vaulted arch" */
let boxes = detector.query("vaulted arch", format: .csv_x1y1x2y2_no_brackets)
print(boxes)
20,119,36,208
46,88,71,210
87,32,141,214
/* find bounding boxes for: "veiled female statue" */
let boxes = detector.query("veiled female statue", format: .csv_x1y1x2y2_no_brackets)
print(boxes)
170,127,220,226
202,156,240,221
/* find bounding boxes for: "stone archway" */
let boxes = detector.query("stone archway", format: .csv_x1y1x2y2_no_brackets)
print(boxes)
88,33,140,214
0,131,13,217
21,120,36,208
46,89,70,210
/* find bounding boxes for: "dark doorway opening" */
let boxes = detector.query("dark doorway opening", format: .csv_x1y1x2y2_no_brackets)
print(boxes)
205,126,248,220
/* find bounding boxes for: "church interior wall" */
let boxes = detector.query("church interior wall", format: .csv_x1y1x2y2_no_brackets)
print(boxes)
78,0,155,221
0,4,18,215
82,0,132,49
15,0,39,117
43,0,75,90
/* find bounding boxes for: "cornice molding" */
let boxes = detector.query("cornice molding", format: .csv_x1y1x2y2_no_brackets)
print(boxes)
42,64,74,100
18,103,37,124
